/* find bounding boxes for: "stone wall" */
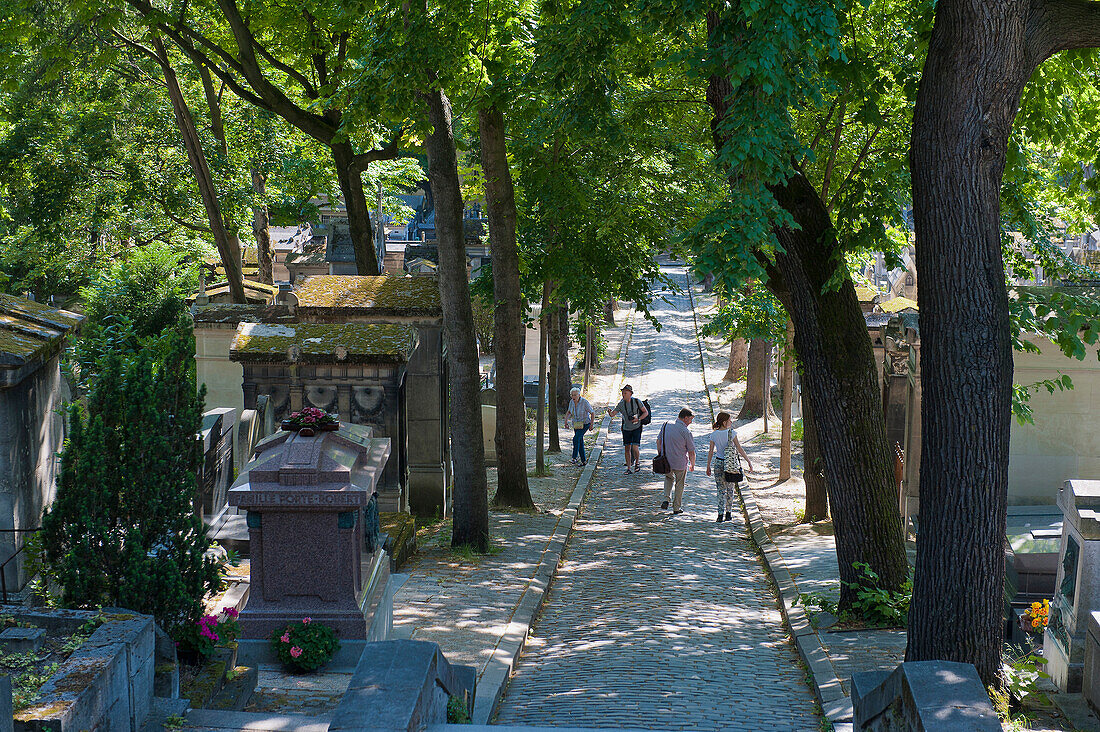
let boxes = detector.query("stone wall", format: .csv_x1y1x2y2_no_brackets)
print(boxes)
13,608,155,732
1011,338,1100,504
0,352,68,591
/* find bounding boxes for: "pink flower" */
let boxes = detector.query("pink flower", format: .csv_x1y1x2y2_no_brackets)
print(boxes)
222,607,239,619
280,632,290,644
289,646,303,658
302,617,312,625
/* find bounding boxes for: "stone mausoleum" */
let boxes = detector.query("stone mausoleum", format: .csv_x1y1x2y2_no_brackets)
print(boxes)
212,275,449,516
0,294,81,592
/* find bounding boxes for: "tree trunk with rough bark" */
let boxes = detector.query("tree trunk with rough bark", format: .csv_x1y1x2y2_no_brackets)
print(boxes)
779,321,794,481
584,319,595,389
738,339,774,420
802,391,829,523
724,338,748,382
603,300,616,326
547,302,561,454
901,0,1100,682
251,164,273,284
770,171,908,605
479,105,533,508
424,86,488,552
557,306,571,409
153,38,245,303
331,141,381,276
705,10,907,607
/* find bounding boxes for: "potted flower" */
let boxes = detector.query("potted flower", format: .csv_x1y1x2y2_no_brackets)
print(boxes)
175,607,240,666
270,617,340,672
281,408,339,434
1020,599,1050,636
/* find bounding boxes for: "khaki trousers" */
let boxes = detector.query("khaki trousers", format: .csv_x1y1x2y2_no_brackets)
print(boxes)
663,468,687,510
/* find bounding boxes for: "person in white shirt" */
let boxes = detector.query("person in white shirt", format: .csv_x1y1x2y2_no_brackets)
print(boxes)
564,387,596,465
706,411,754,523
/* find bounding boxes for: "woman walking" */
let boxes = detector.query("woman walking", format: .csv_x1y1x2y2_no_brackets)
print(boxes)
705,412,754,522
565,387,596,465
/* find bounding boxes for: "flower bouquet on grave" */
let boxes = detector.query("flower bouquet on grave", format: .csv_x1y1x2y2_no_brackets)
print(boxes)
281,407,339,435
174,607,240,666
271,617,340,673
1020,599,1050,635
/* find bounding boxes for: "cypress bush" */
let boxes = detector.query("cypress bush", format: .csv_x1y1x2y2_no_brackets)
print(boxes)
42,322,218,633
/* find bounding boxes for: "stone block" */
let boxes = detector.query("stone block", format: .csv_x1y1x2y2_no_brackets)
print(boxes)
1085,611,1100,713
0,627,44,654
328,640,474,732
852,661,1000,731
0,676,12,732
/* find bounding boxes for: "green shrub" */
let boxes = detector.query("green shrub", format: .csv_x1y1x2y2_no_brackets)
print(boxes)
271,618,340,672
42,324,219,634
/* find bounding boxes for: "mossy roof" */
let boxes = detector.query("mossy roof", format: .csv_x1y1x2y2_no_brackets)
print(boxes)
191,304,292,325
853,286,879,303
0,293,82,369
230,322,418,363
186,280,280,305
879,296,919,313
294,275,441,316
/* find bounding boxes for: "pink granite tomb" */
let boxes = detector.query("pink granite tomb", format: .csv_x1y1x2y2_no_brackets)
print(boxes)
228,423,390,640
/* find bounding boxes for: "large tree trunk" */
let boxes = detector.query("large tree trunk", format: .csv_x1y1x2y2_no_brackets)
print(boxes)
603,300,616,326
738,339,774,420
770,171,908,606
251,164,274,284
331,141,381,276
478,104,533,509
152,37,245,304
904,0,1032,682
779,321,794,481
705,10,906,607
802,392,828,523
547,302,561,454
556,306,571,409
424,86,488,552
584,319,595,389
724,338,748,382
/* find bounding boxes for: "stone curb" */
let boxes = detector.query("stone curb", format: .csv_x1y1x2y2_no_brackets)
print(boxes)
471,309,639,725
687,278,852,730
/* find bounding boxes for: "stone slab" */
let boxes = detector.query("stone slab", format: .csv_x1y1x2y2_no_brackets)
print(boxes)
0,627,44,654
853,661,1000,731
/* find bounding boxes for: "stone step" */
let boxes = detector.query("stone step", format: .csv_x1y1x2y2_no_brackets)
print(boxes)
207,665,258,711
180,709,331,731
141,696,190,732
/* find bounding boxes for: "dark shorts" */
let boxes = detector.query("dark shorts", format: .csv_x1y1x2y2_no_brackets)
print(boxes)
622,428,642,445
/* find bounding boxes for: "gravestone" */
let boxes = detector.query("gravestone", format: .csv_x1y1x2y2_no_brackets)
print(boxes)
1045,479,1100,691
228,422,391,642
482,404,497,466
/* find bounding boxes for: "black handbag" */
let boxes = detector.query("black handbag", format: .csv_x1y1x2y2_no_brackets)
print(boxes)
652,423,671,474
723,428,744,483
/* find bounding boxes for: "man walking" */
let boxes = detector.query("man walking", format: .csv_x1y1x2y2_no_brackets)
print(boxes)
607,385,649,474
657,407,696,514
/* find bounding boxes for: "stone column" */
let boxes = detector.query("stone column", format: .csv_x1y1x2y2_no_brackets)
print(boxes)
405,326,447,516
1046,479,1100,691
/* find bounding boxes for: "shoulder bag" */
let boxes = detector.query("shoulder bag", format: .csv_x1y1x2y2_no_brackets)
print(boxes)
652,423,671,475
723,428,744,483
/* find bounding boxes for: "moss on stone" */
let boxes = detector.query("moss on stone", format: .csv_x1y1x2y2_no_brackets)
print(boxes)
231,322,417,363
295,275,441,313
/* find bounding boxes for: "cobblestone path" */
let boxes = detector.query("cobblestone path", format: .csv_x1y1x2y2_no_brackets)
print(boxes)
493,266,820,730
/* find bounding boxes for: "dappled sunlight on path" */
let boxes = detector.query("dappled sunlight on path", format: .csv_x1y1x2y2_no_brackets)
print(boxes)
494,265,819,730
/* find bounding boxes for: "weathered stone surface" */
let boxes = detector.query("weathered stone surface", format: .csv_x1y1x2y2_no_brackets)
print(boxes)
0,627,44,654
852,661,999,731
327,640,474,732
11,609,154,732
230,426,390,641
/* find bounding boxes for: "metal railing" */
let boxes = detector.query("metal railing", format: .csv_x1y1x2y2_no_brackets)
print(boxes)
0,528,41,605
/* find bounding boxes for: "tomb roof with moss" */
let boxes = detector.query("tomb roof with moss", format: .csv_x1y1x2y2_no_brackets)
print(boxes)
294,275,441,318
230,322,418,363
0,293,82,384
879,296,919,313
